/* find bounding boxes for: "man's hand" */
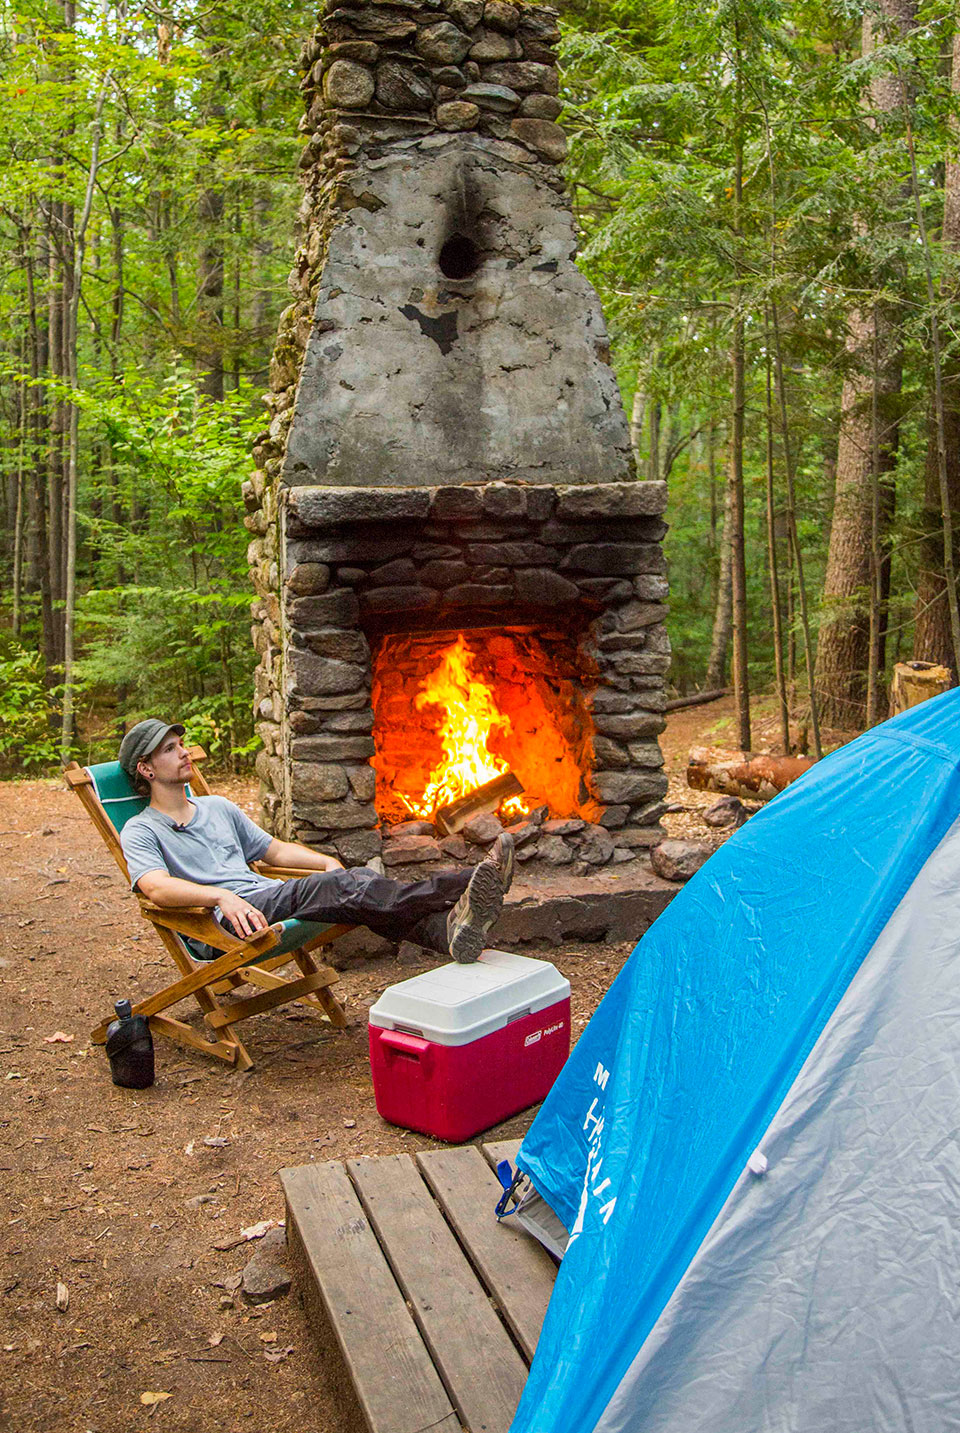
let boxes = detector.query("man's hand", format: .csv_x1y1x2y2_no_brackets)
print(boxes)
216,890,269,938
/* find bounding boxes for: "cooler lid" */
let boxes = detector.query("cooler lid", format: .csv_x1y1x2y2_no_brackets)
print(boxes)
369,949,570,1046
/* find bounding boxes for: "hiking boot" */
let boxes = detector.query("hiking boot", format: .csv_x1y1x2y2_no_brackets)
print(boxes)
446,859,503,964
489,831,515,894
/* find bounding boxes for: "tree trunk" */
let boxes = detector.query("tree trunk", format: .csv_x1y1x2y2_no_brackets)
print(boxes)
914,19,960,674
705,478,734,690
814,0,915,727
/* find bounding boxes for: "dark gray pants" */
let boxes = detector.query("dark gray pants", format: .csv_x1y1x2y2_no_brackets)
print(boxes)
252,867,472,954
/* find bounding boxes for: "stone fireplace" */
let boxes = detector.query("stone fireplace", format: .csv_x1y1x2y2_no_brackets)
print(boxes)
245,0,671,898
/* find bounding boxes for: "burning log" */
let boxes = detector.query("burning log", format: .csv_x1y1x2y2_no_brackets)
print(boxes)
687,746,816,803
435,772,524,836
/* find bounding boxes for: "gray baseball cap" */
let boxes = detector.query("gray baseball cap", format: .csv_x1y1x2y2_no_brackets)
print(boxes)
118,719,186,779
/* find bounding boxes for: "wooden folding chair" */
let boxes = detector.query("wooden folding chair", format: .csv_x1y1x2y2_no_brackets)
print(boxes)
64,749,350,1072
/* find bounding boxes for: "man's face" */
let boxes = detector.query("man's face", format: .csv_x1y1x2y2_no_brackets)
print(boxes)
139,731,192,787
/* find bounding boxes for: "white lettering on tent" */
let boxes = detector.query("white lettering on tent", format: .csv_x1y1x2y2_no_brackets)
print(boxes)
600,1198,617,1224
568,1075,619,1245
594,1062,610,1090
583,1098,604,1138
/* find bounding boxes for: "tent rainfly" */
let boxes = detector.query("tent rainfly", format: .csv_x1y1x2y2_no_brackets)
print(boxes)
510,688,960,1433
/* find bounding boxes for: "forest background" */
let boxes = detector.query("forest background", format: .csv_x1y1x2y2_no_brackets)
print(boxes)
1,0,958,775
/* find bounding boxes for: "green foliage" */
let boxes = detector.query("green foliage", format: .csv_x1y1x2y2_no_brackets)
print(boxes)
0,638,59,774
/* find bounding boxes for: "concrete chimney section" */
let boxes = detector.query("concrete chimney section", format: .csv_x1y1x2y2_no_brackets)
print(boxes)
245,0,671,891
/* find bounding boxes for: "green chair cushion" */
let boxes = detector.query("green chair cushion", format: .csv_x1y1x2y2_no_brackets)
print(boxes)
182,918,335,963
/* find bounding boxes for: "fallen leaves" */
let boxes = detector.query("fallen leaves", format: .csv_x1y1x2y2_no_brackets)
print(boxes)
44,1032,73,1044
213,1218,279,1252
140,1391,172,1407
263,1345,294,1364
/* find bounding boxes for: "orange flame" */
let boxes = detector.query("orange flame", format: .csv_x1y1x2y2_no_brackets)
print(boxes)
400,636,528,821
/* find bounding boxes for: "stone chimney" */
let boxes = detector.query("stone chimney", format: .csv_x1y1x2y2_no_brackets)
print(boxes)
245,0,670,881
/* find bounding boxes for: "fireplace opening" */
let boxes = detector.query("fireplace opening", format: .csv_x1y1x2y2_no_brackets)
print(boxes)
438,232,481,281
370,629,601,828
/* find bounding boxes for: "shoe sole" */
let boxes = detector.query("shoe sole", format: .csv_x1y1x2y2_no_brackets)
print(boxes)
448,861,503,964
491,833,515,894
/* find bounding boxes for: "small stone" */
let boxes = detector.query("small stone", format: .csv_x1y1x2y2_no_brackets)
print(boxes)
417,20,472,64
650,839,712,883
508,117,567,161
323,59,376,109
290,763,349,802
598,805,630,828
537,834,573,865
460,81,520,111
302,629,369,662
557,481,668,519
561,543,666,577
285,562,331,596
519,92,562,119
382,835,444,865
419,559,470,587
609,825,665,849
375,61,433,111
327,40,380,64
482,482,526,517
445,583,513,607
289,652,366,698
634,575,670,601
334,829,383,865
360,586,439,615
592,771,669,805
448,0,484,28
287,589,360,628
469,29,520,60
431,486,483,519
433,65,467,87
486,61,557,93
542,818,585,836
504,820,539,847
369,557,418,585
385,820,437,838
437,100,480,130
461,812,503,846
439,833,469,860
185,1193,215,1209
484,0,520,32
347,766,376,802
289,486,431,525
611,848,637,863
241,1228,291,1306
577,824,615,865
704,797,752,829
337,8,417,41
515,568,580,606
593,736,628,769
292,735,376,761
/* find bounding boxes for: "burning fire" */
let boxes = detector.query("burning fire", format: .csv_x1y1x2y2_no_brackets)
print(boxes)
400,637,528,821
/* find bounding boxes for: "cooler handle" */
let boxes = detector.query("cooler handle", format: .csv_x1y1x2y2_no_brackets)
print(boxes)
378,1029,432,1062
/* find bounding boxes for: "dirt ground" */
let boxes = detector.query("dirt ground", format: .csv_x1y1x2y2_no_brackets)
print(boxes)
0,697,770,1433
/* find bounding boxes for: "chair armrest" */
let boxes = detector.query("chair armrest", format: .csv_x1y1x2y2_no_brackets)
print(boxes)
253,862,318,880
138,901,282,958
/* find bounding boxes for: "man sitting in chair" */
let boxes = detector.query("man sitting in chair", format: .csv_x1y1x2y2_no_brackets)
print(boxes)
117,719,514,964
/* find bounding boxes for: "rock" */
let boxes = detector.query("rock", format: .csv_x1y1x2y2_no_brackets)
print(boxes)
445,583,513,607
634,574,670,601
439,833,469,860
289,486,431,525
650,839,712,883
431,486,484,519
287,589,360,628
376,61,433,111
627,740,665,768
608,825,665,848
469,29,520,60
382,835,444,865
241,1228,291,1306
360,585,438,614
504,819,539,846
460,81,520,111
291,734,376,759
484,0,520,32
369,557,418,585
593,736,628,769
561,543,665,577
302,629,369,662
598,804,630,828
508,117,567,161
436,100,481,130
577,577,635,603
515,568,580,606
617,600,669,632
285,562,330,596
485,61,557,94
462,812,503,846
289,652,366,697
537,833,573,865
385,820,437,838
703,796,752,829
333,829,383,865
347,766,376,802
611,848,637,863
557,481,668,519
448,0,484,28
337,8,417,41
185,1193,215,1209
542,817,585,836
289,762,349,802
326,40,380,65
576,823,615,865
482,482,526,516
592,770,669,805
419,559,471,587
519,92,562,119
518,11,561,42
323,59,377,109
433,65,467,87
322,711,375,735
417,21,472,64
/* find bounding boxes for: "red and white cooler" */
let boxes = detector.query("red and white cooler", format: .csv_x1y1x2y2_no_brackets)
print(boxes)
368,950,571,1142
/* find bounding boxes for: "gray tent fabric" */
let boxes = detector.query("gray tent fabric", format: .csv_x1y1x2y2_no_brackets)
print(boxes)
593,812,960,1433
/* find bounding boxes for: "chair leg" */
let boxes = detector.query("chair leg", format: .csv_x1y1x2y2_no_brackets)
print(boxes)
292,947,348,1029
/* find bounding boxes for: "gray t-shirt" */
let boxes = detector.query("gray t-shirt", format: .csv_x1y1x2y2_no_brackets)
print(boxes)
120,796,284,904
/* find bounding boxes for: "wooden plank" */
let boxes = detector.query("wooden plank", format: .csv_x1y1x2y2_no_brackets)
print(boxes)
416,1146,557,1362
348,1154,528,1433
481,1140,524,1172
204,968,337,1028
281,1162,459,1433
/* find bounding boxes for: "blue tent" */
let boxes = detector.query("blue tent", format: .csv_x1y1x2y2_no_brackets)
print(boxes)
511,689,960,1433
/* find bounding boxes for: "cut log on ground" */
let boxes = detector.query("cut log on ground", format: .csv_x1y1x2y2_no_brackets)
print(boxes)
435,772,524,836
687,747,816,802
663,688,732,712
888,662,952,716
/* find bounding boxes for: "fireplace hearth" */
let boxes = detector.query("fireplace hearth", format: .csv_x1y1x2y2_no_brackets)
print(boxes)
244,0,672,905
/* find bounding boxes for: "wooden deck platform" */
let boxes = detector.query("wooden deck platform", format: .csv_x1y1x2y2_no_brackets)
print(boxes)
281,1139,558,1433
